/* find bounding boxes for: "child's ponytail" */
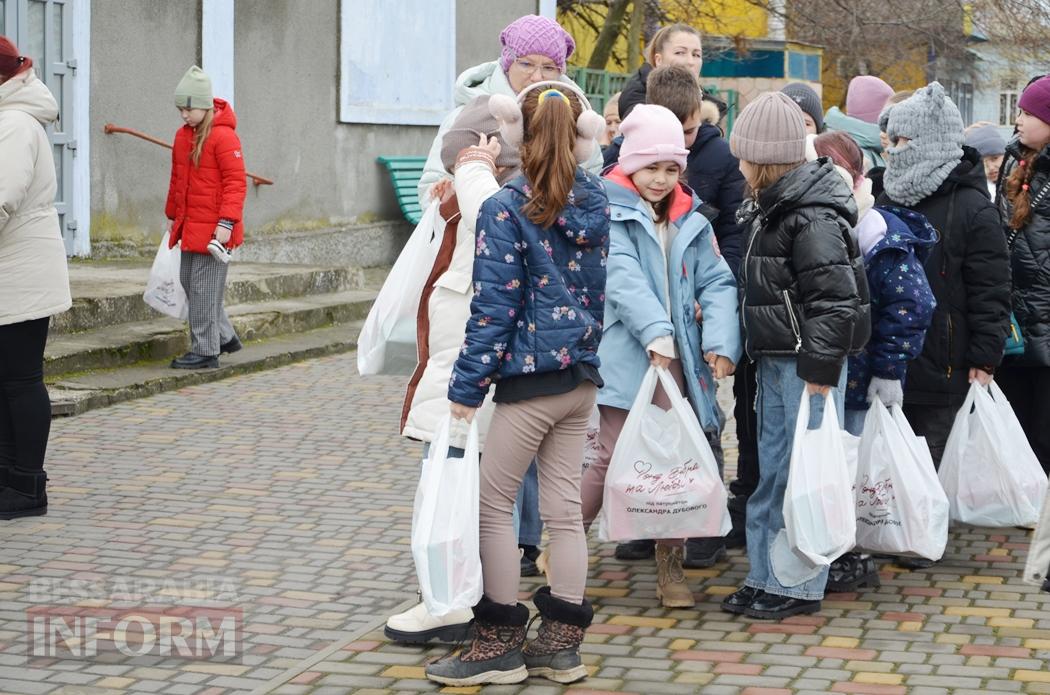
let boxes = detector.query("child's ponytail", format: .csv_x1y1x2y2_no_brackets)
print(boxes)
191,109,214,168
519,88,581,228
1005,146,1036,230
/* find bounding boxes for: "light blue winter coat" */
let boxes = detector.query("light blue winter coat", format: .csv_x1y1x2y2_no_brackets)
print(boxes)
597,172,742,433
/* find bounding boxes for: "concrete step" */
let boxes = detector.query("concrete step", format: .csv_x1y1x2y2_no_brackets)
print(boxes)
45,289,377,376
47,322,366,417
56,261,371,334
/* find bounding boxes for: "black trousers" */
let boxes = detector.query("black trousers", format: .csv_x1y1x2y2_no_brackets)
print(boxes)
996,365,1050,475
902,402,957,470
729,358,759,498
0,318,52,473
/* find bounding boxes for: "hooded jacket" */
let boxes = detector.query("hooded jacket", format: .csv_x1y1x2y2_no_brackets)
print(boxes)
825,106,886,170
845,207,938,411
0,69,71,326
738,159,871,386
603,122,746,277
417,61,603,204
599,169,740,432
165,98,246,254
999,137,1050,367
878,147,1012,405
447,169,610,407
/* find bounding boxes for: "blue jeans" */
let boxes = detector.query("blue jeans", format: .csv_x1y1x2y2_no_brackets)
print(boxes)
745,357,846,601
516,462,543,547
844,408,866,437
422,443,521,539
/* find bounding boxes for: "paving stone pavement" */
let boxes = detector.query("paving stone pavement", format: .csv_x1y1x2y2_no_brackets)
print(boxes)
1,353,1048,694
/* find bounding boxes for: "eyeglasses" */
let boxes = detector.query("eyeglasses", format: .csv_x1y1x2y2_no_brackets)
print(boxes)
513,59,561,79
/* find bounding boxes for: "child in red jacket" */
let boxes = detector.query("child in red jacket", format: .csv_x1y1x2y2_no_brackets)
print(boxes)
165,65,247,369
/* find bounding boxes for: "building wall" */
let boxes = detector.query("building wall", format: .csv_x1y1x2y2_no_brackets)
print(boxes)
88,0,535,250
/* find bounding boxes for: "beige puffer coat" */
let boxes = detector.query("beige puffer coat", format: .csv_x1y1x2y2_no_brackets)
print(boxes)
0,70,71,326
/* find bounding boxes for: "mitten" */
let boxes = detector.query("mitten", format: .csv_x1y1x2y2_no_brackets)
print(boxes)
867,377,903,408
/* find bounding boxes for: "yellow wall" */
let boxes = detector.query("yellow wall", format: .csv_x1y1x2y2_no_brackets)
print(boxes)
560,0,768,71
820,47,928,110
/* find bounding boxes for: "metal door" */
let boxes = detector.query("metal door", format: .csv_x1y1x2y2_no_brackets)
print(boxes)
1,0,76,253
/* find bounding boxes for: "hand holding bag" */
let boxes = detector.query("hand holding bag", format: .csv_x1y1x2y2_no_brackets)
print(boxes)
411,415,483,616
599,366,730,541
143,231,188,320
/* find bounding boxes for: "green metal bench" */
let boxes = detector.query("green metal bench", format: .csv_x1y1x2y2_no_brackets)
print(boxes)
377,155,427,225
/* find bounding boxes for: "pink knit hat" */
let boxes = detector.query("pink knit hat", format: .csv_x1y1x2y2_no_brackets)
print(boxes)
1019,76,1050,127
499,15,575,73
617,104,689,175
846,75,894,124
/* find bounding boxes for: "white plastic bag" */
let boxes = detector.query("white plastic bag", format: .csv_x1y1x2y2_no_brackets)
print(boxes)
143,232,188,320
598,366,730,542
358,201,444,375
783,391,855,567
853,402,949,560
411,415,482,616
939,382,1048,527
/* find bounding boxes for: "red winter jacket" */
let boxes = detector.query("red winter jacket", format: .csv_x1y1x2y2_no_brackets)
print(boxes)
165,99,246,254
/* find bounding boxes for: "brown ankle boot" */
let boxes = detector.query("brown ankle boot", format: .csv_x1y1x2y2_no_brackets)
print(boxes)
655,543,695,608
524,586,592,684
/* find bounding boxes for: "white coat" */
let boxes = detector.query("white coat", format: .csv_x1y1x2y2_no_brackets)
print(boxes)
0,70,71,326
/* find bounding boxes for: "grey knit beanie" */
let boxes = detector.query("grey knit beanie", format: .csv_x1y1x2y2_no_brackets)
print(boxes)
964,124,1006,157
781,82,824,132
882,82,963,206
729,92,807,164
440,95,521,175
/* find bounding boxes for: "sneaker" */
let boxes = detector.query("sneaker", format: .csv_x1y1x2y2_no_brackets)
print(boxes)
523,586,592,684
683,537,727,568
614,539,655,560
207,238,232,264
384,601,472,644
826,553,880,593
220,336,243,355
170,352,219,369
425,598,529,686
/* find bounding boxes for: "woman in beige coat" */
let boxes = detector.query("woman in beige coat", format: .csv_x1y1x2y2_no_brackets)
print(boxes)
0,37,72,519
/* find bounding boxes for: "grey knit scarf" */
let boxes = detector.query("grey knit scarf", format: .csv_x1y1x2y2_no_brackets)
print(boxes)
883,140,960,206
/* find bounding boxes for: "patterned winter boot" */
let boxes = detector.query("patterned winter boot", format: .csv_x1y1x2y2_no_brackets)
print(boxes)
523,586,593,683
424,596,529,686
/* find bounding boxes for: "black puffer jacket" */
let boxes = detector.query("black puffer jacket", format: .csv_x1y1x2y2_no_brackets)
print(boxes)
999,139,1050,367
739,159,871,386
618,63,729,121
603,122,746,276
878,146,1012,406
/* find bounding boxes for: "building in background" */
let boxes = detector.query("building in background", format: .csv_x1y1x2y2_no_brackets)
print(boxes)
1,0,540,256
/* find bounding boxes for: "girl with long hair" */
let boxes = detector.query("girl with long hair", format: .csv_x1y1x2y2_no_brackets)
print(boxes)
425,82,608,687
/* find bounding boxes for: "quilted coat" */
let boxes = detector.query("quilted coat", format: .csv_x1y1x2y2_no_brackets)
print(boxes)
448,169,610,407
165,98,246,254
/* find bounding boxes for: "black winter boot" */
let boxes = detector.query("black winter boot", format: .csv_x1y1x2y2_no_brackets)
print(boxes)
523,586,593,684
826,553,880,593
0,469,47,520
425,597,529,686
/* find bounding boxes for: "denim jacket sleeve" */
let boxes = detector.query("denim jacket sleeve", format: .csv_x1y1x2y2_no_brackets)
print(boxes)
447,196,525,407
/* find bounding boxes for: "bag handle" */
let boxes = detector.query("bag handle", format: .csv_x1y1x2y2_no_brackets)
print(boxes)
430,414,480,465
654,366,690,412
794,387,840,442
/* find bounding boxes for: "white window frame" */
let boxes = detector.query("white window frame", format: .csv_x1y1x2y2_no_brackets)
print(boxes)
70,0,89,255
1000,90,1020,127
338,0,455,126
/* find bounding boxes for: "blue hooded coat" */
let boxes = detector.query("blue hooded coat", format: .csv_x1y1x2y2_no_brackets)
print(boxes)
597,169,741,433
845,206,938,410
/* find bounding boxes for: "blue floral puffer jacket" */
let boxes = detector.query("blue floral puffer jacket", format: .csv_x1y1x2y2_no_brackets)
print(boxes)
448,170,611,407
846,206,938,411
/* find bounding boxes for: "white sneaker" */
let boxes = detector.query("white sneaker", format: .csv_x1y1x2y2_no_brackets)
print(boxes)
384,601,473,644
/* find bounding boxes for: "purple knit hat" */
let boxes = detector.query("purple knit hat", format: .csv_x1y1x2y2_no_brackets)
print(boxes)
499,15,575,73
1019,76,1050,127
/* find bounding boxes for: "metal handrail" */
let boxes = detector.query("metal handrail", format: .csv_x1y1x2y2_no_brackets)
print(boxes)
103,123,274,187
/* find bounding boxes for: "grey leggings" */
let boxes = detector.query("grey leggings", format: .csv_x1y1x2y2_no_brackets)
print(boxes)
479,382,596,606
